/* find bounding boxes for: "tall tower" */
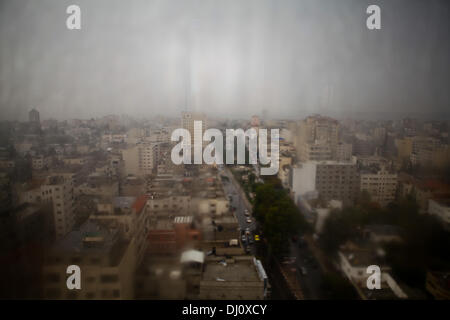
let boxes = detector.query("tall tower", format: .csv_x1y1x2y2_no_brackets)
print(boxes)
181,111,207,145
29,108,40,123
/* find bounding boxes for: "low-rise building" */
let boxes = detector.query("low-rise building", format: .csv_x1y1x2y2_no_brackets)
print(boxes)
199,256,267,300
338,241,407,300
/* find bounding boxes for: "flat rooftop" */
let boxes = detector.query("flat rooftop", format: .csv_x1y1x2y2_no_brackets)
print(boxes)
202,259,260,282
55,220,118,254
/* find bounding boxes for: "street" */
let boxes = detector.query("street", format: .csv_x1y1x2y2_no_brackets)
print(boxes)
220,165,325,299
289,238,324,299
220,166,257,255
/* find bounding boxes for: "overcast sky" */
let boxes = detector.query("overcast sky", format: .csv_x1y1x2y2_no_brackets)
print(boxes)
0,0,449,121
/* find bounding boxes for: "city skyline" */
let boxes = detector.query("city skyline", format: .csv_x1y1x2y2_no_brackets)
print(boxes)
1,0,449,304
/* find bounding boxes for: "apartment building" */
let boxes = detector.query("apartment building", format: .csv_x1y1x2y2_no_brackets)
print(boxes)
147,215,201,255
147,193,192,213
360,167,397,206
122,142,159,176
101,133,127,145
410,136,442,167
296,115,340,162
290,159,360,206
138,143,159,175
32,155,52,170
181,111,208,146
63,157,86,166
29,108,40,123
398,174,450,213
336,142,353,162
316,161,360,205
299,142,332,162
353,133,376,156
90,195,150,263
197,197,230,217
41,175,75,239
43,220,136,300
395,137,413,162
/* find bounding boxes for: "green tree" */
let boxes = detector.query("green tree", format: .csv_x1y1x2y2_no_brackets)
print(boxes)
253,182,309,257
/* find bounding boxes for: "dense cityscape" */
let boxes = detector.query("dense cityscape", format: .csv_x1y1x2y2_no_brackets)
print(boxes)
0,109,449,300
1,0,449,307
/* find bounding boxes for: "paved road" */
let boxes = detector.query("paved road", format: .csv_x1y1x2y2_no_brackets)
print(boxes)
220,165,324,299
220,166,257,255
289,238,324,299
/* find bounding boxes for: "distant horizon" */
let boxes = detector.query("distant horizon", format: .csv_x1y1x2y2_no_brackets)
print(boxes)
4,107,450,123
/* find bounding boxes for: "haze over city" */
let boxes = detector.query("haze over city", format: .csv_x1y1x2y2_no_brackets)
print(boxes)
1,0,450,306
0,0,449,121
